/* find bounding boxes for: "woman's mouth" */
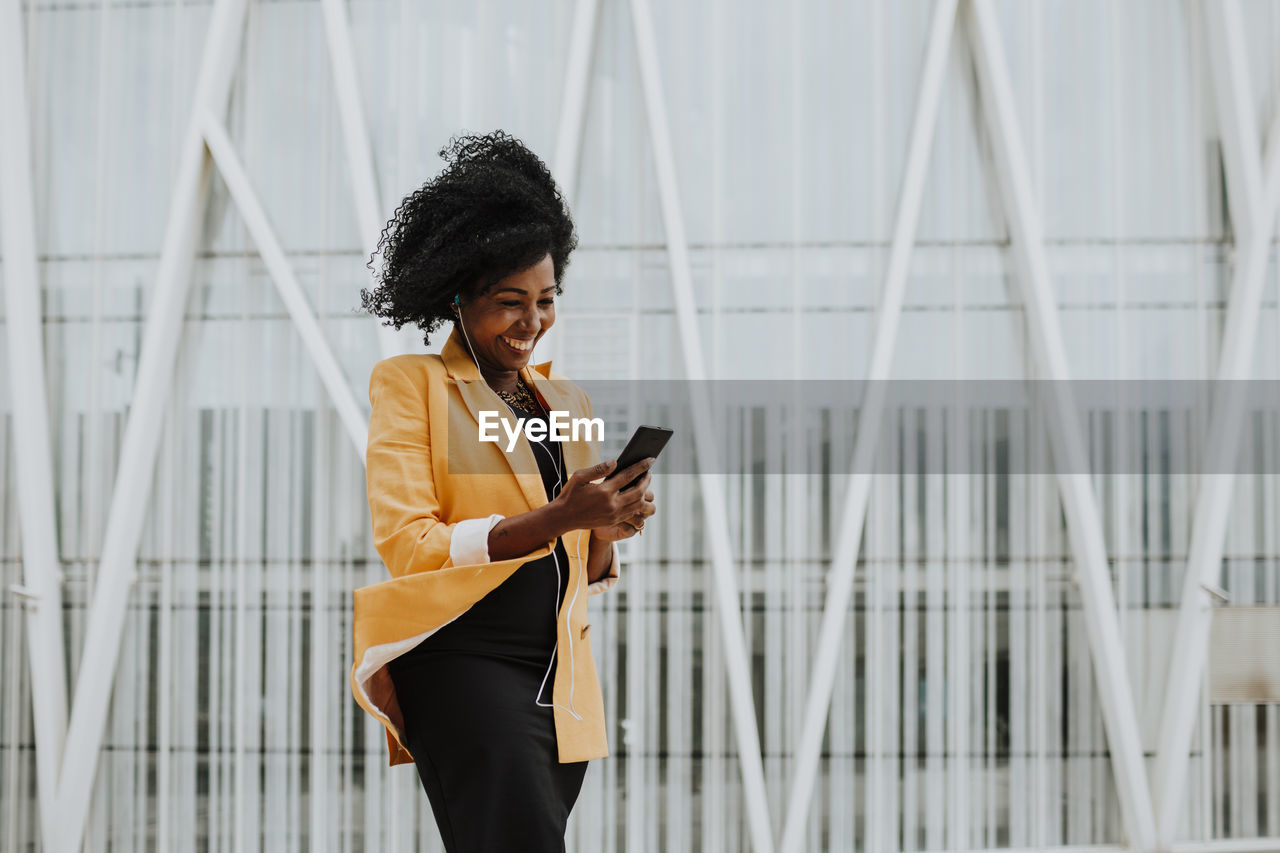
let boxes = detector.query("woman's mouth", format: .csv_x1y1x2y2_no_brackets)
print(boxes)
499,335,535,354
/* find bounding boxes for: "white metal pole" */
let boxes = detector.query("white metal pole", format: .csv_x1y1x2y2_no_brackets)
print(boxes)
546,0,601,370
318,0,407,360
319,0,382,254
1194,1,1263,240
155,423,176,853
626,0,775,848
52,3,251,850
552,0,601,205
1152,2,1280,843
199,114,369,457
948,400,972,850
965,1,1158,848
777,4,958,850
0,0,71,845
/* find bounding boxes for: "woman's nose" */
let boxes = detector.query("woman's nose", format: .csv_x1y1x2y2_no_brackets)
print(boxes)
519,302,545,329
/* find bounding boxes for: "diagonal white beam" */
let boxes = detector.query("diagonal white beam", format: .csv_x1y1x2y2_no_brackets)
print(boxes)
777,3,958,850
546,0,601,370
965,1,1158,848
553,0,601,205
199,114,369,456
318,0,405,361
0,0,71,844
1198,0,1263,242
319,0,382,256
626,0,774,849
1152,2,1280,843
51,2,251,850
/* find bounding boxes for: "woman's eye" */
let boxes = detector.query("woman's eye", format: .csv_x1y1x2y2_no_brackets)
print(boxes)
498,299,553,307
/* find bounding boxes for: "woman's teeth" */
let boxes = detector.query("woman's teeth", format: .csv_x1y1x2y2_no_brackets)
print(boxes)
501,336,533,352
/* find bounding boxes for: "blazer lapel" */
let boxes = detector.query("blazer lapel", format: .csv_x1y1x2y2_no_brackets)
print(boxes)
441,327,547,511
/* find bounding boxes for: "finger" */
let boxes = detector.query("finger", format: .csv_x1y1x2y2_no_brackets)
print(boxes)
620,483,650,510
610,456,654,490
581,457,617,484
618,469,653,497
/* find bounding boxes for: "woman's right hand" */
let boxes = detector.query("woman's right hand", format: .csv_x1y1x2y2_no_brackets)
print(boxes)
551,457,655,533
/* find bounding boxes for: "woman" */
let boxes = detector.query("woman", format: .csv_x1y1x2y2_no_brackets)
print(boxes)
349,131,656,852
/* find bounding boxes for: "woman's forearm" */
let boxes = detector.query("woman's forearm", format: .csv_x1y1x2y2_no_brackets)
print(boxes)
484,505,613,582
486,503,570,562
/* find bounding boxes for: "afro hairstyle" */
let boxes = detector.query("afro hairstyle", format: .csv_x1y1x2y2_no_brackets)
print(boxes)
360,130,578,346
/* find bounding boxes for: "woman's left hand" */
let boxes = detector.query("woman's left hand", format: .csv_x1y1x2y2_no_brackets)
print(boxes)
591,489,657,542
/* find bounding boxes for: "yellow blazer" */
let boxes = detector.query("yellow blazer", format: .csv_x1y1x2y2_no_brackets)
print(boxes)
349,326,620,767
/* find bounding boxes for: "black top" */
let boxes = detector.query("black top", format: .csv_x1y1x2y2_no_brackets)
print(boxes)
393,385,571,668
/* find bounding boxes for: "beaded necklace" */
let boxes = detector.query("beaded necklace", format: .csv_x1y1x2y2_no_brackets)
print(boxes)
493,376,541,413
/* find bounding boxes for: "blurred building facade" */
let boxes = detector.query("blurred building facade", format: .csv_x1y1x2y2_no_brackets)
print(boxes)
1,0,1279,851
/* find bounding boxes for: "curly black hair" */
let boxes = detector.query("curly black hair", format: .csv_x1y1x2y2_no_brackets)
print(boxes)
360,130,578,346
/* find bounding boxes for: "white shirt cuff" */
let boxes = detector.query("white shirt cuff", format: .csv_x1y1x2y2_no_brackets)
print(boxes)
586,542,620,596
587,575,619,595
449,514,505,566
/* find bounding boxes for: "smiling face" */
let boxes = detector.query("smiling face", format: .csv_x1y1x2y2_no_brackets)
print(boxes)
454,252,557,388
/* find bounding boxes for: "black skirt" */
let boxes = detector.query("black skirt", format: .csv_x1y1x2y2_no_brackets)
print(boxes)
389,652,589,853
387,396,590,852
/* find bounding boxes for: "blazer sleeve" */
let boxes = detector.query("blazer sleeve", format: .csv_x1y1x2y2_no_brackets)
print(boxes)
365,358,460,578
581,387,621,596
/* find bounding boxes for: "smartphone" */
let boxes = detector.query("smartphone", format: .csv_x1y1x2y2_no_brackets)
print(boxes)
604,425,674,491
